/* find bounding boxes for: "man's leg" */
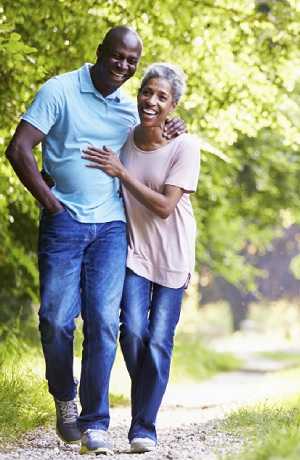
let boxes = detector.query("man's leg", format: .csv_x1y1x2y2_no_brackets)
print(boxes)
78,221,127,435
38,209,87,442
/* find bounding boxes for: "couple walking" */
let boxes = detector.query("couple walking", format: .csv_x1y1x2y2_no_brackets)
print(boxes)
6,26,200,454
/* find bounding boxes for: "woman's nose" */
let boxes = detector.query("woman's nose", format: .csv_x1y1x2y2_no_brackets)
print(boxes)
147,95,157,105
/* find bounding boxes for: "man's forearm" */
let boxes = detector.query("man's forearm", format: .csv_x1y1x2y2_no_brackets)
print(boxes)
6,141,62,213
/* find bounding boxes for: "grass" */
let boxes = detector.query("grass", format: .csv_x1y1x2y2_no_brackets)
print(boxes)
0,323,54,442
171,333,243,382
221,397,300,460
258,351,300,365
0,320,128,443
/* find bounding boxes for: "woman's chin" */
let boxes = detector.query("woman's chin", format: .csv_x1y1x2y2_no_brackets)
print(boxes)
140,119,161,128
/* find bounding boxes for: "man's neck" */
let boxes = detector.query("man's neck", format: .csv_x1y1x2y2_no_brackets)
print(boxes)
89,65,117,98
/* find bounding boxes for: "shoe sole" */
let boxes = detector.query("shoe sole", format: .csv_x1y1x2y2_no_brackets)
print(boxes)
56,428,81,445
130,444,156,453
80,445,113,455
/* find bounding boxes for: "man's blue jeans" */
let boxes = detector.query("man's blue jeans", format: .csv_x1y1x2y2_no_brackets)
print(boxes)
120,269,184,442
38,209,127,432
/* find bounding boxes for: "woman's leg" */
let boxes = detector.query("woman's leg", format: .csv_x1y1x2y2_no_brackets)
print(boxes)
119,269,152,421
129,283,184,443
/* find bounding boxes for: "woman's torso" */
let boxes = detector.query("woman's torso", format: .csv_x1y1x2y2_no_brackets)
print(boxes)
121,130,200,288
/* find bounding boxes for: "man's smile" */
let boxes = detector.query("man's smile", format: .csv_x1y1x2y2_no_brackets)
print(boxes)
110,70,127,80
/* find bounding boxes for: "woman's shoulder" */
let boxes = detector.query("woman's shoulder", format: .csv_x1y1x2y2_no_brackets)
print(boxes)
176,132,201,149
172,133,201,159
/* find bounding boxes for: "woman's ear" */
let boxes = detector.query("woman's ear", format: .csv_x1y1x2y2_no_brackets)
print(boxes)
170,100,178,113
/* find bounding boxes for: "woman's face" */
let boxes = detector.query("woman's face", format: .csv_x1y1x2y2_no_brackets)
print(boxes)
137,77,177,127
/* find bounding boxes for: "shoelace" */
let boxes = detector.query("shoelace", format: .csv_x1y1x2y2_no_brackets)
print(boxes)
57,400,78,423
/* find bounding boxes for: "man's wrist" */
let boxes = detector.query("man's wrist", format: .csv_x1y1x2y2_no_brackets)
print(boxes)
46,201,64,214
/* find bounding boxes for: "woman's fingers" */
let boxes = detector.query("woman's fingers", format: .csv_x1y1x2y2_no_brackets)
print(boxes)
82,153,108,162
85,163,102,168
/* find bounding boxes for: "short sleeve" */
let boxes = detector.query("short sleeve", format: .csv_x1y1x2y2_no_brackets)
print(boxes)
165,134,201,192
21,78,63,135
132,105,140,126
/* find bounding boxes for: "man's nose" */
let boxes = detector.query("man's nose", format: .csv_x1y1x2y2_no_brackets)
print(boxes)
116,59,128,71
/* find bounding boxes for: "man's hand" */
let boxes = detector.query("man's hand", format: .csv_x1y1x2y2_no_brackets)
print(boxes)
163,117,187,139
41,169,55,188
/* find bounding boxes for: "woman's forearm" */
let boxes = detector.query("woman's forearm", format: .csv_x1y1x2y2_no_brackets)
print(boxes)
120,169,182,219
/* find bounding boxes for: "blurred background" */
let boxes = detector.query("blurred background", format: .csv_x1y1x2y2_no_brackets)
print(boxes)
1,0,300,441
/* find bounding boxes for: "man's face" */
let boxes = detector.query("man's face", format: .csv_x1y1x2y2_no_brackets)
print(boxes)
97,33,141,91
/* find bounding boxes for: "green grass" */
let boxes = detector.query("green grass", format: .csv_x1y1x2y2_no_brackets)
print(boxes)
258,351,300,365
0,323,54,442
0,321,129,442
171,333,243,382
221,397,300,460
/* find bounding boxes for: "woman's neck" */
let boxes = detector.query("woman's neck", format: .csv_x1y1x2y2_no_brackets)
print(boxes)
134,125,169,151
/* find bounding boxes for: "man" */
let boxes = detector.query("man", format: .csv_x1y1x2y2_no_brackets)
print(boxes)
6,26,183,455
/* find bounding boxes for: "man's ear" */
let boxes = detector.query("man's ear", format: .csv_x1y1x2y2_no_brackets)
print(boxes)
96,44,102,59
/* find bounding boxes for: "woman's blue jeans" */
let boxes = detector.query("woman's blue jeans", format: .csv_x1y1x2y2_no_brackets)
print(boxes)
120,269,184,442
38,209,127,432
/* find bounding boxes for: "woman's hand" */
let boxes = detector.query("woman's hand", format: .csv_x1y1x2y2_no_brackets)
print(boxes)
82,145,125,178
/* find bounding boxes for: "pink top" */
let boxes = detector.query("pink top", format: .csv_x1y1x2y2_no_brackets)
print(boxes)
121,131,201,288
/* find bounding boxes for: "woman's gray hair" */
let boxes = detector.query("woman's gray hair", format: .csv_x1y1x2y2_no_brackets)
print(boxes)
140,63,186,103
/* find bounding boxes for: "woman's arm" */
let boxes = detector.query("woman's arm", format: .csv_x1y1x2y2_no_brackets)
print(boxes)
82,146,184,219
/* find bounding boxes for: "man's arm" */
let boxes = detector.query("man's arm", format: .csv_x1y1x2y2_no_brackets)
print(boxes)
5,120,63,214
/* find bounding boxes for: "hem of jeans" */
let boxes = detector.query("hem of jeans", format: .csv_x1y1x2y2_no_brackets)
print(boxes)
78,423,108,433
129,433,157,443
51,391,77,402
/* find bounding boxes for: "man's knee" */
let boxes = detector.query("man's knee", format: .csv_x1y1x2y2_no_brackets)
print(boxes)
39,316,75,344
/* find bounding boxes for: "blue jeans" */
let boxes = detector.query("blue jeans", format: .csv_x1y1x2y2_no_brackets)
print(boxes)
120,269,184,442
38,209,127,431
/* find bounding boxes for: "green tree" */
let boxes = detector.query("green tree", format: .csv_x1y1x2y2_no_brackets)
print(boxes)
1,0,300,321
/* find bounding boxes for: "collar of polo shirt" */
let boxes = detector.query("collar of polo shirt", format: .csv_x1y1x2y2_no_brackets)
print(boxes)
79,63,121,102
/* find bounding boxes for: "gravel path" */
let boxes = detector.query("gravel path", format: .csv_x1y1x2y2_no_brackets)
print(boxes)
0,406,243,460
2,335,300,460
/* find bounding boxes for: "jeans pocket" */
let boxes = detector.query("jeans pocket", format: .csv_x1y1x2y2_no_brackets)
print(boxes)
43,207,67,218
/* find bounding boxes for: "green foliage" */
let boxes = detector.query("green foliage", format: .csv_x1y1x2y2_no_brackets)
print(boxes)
223,398,300,460
0,324,53,441
171,333,242,382
1,0,300,319
0,321,129,441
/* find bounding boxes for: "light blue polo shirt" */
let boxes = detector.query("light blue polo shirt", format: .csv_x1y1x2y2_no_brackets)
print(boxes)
22,63,139,223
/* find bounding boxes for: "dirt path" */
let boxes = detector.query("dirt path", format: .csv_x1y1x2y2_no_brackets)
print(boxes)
1,334,300,460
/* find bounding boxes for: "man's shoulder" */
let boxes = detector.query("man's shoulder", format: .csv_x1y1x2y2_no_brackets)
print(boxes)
48,67,80,90
40,67,79,90
118,91,139,121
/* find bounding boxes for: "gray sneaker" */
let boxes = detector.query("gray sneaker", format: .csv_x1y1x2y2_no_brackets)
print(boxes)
54,398,81,443
130,437,156,453
80,429,113,455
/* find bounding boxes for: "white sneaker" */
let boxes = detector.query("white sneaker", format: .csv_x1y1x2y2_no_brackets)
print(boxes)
130,437,156,453
80,429,113,455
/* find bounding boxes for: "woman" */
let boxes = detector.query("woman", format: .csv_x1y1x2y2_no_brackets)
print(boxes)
82,63,200,453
